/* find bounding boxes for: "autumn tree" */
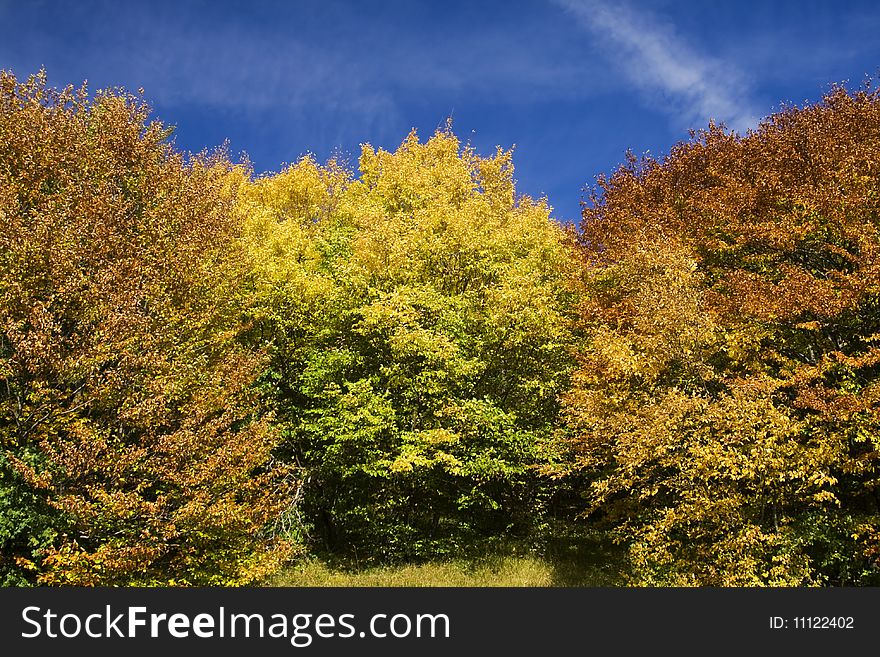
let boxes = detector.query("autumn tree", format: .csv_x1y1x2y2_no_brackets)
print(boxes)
0,71,294,585
244,129,579,560
565,85,880,585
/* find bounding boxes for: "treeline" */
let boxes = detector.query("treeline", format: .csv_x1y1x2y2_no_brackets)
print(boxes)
2,70,879,586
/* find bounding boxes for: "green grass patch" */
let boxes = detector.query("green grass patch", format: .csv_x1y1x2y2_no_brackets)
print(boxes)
266,555,550,587
265,528,628,587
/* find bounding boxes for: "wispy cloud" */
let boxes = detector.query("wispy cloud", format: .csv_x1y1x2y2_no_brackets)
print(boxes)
553,0,759,132
0,1,598,144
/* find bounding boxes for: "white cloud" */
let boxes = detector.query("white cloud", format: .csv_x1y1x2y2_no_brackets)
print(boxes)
554,0,759,132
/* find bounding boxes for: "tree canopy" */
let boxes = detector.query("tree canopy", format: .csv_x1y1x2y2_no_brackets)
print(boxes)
4,69,880,587
242,129,580,560
0,71,294,585
564,85,880,585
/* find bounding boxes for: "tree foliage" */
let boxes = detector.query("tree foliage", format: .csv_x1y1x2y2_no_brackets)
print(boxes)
243,129,579,560
565,86,880,585
7,67,880,588
0,71,294,585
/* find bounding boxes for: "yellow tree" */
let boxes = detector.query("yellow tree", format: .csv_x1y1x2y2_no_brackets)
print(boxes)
244,128,580,560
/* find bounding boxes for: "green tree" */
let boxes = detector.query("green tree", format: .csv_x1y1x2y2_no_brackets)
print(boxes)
245,128,579,561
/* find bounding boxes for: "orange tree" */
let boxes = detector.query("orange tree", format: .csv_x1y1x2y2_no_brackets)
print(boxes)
565,86,880,585
0,71,294,585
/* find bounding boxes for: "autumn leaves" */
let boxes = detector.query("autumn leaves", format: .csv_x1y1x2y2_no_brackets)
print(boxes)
0,71,293,585
567,87,880,584
2,70,879,585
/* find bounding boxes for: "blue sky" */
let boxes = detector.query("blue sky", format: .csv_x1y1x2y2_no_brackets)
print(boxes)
2,0,879,223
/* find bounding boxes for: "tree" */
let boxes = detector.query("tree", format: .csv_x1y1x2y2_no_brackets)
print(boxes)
565,86,880,585
0,71,294,585
244,128,580,561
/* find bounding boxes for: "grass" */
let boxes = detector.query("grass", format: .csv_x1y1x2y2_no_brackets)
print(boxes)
267,554,554,587
265,528,628,587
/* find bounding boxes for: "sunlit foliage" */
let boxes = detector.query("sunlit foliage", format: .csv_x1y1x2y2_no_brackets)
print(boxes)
244,129,580,560
565,86,880,585
6,67,878,588
0,71,294,585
